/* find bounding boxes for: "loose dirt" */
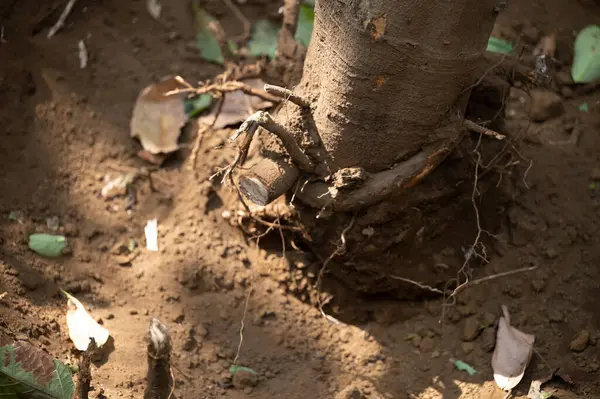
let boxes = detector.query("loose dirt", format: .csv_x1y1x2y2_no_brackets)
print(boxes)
1,0,600,398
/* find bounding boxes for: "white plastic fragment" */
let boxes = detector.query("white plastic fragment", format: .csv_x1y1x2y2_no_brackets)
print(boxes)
145,219,158,251
78,39,88,69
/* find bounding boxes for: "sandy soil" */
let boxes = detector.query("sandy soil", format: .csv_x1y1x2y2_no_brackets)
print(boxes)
1,0,600,398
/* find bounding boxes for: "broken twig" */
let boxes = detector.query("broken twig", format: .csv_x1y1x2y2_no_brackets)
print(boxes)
167,79,280,104
77,338,97,399
47,0,78,38
464,119,506,140
264,84,310,108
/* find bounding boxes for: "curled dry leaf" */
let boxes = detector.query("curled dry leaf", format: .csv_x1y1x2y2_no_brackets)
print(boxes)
130,77,189,155
492,305,535,391
63,290,110,351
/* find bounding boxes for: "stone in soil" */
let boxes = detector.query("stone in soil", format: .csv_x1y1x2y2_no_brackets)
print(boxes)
570,330,590,352
528,89,563,122
462,317,481,342
232,370,258,389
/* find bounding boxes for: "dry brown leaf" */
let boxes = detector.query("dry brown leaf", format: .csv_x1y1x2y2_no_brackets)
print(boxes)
492,305,535,391
130,77,188,154
198,78,272,129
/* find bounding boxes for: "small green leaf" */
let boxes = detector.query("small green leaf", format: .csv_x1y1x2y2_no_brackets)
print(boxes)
453,359,477,375
185,94,214,117
8,210,22,221
0,341,75,399
572,25,600,83
487,36,514,54
193,3,224,64
248,20,280,59
302,0,315,6
589,182,597,190
29,234,67,257
295,4,314,48
578,102,590,112
227,39,239,55
229,365,257,375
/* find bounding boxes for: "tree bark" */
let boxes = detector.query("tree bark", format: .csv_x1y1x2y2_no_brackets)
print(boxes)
240,0,498,209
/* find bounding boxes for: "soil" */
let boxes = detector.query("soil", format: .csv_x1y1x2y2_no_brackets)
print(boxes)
1,1,600,398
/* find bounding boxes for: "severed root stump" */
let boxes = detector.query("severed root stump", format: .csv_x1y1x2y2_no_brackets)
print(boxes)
144,318,172,399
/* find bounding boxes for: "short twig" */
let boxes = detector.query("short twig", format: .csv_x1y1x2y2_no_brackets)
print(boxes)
264,84,310,108
77,338,97,399
47,0,78,38
167,79,281,104
464,119,506,140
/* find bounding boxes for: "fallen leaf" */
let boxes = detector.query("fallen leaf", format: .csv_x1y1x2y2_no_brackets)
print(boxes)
147,0,162,20
295,4,314,47
63,290,110,351
0,341,75,399
130,77,188,154
487,36,514,54
145,219,159,251
492,305,535,391
230,365,257,375
185,94,214,117
452,359,478,376
572,25,600,83
193,3,224,64
198,78,273,128
248,20,280,59
29,234,67,257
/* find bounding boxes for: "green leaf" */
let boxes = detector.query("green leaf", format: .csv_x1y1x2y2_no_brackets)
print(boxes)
193,4,224,64
28,234,67,257
248,20,280,59
572,25,600,83
184,94,214,117
229,365,257,375
487,36,514,54
0,341,75,399
302,0,315,6
227,39,239,55
295,4,314,48
578,102,590,112
8,211,22,222
453,359,477,376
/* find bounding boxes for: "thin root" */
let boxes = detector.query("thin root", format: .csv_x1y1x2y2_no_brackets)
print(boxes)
264,84,310,108
47,0,78,38
315,214,356,321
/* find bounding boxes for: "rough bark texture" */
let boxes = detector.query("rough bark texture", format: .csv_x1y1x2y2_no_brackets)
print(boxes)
242,0,498,210
296,0,497,172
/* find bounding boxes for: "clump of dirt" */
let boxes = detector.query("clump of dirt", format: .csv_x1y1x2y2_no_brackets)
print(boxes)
1,1,600,398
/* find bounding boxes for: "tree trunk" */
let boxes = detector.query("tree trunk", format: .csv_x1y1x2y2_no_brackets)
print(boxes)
236,0,502,298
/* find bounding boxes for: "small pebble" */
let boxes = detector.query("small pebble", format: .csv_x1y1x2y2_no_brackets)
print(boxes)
570,330,590,352
232,370,258,389
462,317,481,342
